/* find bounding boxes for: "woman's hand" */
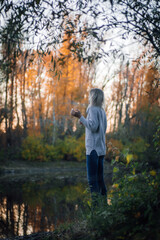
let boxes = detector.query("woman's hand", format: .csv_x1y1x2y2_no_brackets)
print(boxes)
70,109,81,118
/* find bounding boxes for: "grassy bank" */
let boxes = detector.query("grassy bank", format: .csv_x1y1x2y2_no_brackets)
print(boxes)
43,167,160,240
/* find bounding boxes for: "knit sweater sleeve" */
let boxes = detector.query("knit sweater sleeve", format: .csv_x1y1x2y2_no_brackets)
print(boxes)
79,107,99,132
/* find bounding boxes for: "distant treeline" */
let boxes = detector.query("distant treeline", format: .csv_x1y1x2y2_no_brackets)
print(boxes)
0,26,159,164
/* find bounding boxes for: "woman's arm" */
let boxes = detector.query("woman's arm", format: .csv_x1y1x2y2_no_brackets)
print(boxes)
80,107,99,132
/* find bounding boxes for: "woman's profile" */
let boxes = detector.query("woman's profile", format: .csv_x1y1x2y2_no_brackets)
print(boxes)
71,88,107,206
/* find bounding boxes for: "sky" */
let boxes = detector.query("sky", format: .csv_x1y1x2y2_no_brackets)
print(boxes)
0,0,147,102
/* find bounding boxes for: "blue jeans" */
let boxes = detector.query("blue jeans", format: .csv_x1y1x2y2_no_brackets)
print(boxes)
86,150,107,197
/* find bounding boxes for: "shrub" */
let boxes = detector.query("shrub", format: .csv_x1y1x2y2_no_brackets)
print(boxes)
106,135,151,166
72,134,86,161
21,134,86,162
106,139,122,162
153,117,160,159
45,143,63,161
21,135,48,161
87,164,160,240
56,135,85,161
128,137,150,160
62,136,78,160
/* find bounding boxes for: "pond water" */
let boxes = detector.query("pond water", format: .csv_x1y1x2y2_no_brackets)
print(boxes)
0,166,112,238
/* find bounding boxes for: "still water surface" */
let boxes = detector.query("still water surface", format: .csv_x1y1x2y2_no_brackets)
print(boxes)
0,172,88,238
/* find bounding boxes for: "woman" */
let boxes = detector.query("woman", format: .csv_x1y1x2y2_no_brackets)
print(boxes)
71,88,107,205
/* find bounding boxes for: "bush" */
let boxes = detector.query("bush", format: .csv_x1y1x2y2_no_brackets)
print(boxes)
45,143,63,161
21,135,48,162
87,163,160,240
128,137,150,160
21,134,86,162
86,126,160,239
106,139,122,162
61,136,78,160
106,135,151,167
73,134,86,161
153,117,160,159
54,135,85,161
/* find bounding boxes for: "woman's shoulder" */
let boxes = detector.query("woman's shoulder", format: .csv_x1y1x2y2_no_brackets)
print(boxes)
90,106,105,111
87,106,100,112
87,106,105,115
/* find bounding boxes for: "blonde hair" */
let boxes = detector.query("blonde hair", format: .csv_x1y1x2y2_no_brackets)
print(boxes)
89,88,104,108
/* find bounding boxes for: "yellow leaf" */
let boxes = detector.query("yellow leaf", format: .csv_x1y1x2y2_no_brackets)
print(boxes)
126,154,133,164
113,167,119,173
87,200,91,207
113,183,119,188
132,168,136,175
150,170,156,176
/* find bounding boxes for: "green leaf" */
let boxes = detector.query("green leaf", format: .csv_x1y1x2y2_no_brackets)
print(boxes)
113,167,119,173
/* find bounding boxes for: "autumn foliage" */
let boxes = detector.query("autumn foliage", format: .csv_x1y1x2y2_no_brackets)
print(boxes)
0,31,92,161
0,31,159,163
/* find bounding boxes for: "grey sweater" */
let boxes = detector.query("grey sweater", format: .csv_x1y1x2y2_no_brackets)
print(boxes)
80,106,107,156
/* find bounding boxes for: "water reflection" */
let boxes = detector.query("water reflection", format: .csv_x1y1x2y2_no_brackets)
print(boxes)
0,176,87,238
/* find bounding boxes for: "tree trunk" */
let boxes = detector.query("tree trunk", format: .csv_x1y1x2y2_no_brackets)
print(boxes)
15,76,20,127
31,92,36,131
8,70,14,146
52,97,56,144
37,55,44,135
125,64,138,128
118,68,123,129
5,76,8,136
113,102,118,132
21,51,28,137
